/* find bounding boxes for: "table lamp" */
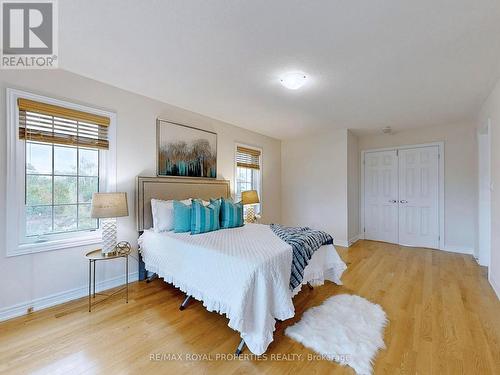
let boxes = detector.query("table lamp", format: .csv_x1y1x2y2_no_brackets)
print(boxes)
91,192,129,255
241,190,260,223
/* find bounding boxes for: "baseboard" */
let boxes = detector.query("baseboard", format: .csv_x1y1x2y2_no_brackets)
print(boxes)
489,274,500,300
334,239,349,247
476,256,489,267
348,234,361,246
0,271,138,322
441,245,474,255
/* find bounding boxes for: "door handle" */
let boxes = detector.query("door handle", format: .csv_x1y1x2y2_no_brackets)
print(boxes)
389,200,397,203
400,200,408,204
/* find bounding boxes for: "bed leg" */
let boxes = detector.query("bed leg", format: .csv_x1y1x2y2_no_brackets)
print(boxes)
307,282,314,290
235,338,245,356
146,273,158,283
138,251,147,281
179,295,192,311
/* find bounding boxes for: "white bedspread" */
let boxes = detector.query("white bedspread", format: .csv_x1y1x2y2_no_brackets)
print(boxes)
138,223,347,355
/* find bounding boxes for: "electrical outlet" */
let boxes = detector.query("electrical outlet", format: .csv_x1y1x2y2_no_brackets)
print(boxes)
27,307,34,314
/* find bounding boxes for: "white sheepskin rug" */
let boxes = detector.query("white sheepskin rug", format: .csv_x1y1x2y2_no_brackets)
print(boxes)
285,294,387,375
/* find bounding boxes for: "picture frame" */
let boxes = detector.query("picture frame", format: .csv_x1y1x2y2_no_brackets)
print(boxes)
156,119,217,178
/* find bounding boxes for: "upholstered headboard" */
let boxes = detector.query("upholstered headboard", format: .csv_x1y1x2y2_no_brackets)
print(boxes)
136,176,231,231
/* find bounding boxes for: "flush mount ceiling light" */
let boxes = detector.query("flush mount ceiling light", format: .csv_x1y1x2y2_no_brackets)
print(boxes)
280,71,308,90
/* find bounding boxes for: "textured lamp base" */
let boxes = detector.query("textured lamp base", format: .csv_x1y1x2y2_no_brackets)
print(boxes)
245,206,256,224
101,218,117,255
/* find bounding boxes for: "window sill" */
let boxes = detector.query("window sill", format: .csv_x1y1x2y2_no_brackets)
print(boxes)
7,232,103,257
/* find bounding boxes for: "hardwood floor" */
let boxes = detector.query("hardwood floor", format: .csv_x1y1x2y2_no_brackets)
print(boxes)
1,240,499,374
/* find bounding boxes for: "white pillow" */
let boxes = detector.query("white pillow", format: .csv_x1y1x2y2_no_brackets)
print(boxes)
151,199,173,232
151,198,191,232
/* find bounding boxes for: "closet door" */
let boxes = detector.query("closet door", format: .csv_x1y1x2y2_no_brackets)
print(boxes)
398,146,439,248
364,150,399,244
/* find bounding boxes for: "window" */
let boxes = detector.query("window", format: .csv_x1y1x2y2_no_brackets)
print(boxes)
235,145,262,214
6,89,116,256
25,142,99,237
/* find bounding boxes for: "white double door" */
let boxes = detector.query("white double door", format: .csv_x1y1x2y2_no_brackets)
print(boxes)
364,146,439,249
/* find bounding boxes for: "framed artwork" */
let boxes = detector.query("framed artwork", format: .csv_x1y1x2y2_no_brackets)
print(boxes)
157,119,217,178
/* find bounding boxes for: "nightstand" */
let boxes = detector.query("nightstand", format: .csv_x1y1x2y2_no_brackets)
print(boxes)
85,249,129,312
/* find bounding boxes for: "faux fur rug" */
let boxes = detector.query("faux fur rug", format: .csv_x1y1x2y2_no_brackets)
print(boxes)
285,294,387,375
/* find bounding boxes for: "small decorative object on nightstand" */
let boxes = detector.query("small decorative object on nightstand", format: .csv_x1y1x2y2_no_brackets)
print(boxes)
91,192,129,256
242,190,260,223
86,248,130,312
115,241,131,255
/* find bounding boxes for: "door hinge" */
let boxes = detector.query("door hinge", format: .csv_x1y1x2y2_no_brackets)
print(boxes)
364,227,366,233
396,149,399,156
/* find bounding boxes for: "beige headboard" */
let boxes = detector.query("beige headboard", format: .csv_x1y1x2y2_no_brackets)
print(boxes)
136,176,231,231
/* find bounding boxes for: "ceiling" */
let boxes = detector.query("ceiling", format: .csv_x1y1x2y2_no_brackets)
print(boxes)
59,0,500,139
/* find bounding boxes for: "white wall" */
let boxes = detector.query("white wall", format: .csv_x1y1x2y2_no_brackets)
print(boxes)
357,122,478,253
347,130,359,243
0,70,282,320
478,77,500,297
477,127,491,266
281,129,349,246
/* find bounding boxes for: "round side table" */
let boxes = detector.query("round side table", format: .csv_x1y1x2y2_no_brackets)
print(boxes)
85,249,129,312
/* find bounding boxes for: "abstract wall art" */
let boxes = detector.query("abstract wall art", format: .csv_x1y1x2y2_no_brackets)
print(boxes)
157,119,217,178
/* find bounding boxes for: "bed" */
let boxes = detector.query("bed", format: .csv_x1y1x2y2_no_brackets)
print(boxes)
136,176,347,355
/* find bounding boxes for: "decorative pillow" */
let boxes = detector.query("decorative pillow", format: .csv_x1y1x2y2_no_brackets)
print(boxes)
210,197,222,211
210,197,223,225
151,199,174,232
191,199,220,234
210,197,222,206
191,199,221,235
152,198,191,232
220,198,244,229
173,200,192,233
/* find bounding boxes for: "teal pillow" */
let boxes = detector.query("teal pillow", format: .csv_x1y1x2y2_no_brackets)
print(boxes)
210,197,222,206
220,198,244,229
173,200,191,232
210,197,222,222
191,199,221,235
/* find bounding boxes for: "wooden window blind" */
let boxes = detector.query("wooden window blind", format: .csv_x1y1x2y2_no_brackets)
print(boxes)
236,146,261,170
18,98,110,149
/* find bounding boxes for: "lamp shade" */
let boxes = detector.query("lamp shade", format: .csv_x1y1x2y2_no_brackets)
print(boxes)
241,190,260,205
91,192,129,218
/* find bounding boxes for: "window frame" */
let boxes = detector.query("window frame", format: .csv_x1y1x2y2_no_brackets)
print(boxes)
234,143,263,215
6,88,117,256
